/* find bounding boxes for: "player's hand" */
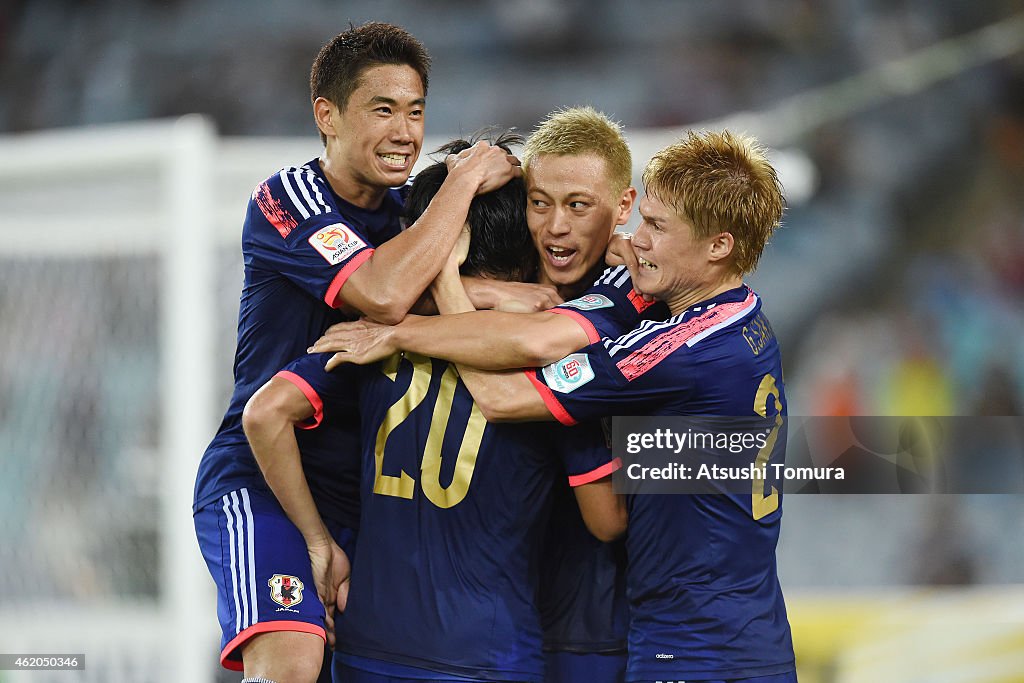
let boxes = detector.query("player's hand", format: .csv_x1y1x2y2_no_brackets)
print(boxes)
605,233,654,302
446,140,522,195
309,319,398,369
464,278,563,312
307,539,351,650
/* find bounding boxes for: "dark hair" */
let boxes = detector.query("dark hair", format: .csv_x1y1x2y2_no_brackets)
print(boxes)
310,22,431,141
404,129,536,282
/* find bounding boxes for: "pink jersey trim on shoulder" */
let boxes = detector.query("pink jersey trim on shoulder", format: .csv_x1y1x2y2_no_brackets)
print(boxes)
523,369,577,426
568,457,623,487
220,620,325,671
549,308,601,344
324,247,374,308
274,371,324,429
616,291,758,381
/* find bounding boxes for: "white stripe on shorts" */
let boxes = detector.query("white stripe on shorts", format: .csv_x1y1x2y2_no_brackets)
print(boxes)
240,488,259,625
231,491,251,630
221,493,243,633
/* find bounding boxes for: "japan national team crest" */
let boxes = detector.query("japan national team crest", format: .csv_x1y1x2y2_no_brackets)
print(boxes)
561,294,614,311
542,353,595,394
268,574,305,608
308,223,367,265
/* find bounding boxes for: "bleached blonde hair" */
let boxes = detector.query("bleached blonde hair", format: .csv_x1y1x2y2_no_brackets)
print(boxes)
642,130,784,274
523,106,632,197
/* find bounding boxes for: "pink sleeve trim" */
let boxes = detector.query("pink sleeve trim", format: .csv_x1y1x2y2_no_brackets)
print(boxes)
549,308,601,344
220,620,325,671
568,457,623,487
523,369,577,426
324,247,374,308
274,371,324,430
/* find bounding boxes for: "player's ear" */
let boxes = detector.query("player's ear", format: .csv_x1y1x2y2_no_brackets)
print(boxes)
708,231,735,263
313,97,339,139
614,186,637,227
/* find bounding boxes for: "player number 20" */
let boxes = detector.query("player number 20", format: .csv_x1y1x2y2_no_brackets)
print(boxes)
373,352,485,509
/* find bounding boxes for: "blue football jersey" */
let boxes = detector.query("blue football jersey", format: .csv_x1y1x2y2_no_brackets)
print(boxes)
550,265,669,344
193,158,406,529
529,286,796,681
279,351,617,682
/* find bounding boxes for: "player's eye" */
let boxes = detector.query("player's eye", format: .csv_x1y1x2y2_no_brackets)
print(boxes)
410,108,424,118
569,201,590,210
530,199,549,209
375,106,393,115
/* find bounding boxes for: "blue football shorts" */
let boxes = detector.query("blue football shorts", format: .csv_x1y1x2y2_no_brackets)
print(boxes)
194,486,356,671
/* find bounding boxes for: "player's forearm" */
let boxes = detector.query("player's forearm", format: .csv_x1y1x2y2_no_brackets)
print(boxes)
254,432,331,548
339,172,480,324
242,382,332,548
392,310,589,369
417,267,575,367
458,365,554,423
573,479,628,542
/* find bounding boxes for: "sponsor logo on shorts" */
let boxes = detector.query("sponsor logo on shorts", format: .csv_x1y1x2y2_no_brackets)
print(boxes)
561,294,614,311
542,353,595,394
268,574,304,608
308,223,366,265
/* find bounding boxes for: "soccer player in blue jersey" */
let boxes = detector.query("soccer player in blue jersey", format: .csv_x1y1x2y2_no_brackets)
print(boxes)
324,131,797,682
191,23,551,683
244,136,626,683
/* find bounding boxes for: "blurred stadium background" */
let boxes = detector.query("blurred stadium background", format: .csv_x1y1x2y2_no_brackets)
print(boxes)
1,1,1023,681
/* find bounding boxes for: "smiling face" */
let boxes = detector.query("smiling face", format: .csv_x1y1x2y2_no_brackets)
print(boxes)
526,152,633,295
316,63,425,207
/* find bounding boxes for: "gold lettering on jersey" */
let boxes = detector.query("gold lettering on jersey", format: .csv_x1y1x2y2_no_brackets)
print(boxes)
420,364,486,509
373,353,428,499
742,313,776,356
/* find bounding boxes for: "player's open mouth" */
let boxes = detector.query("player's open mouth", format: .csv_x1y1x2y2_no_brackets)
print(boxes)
378,152,410,169
638,256,658,270
546,246,576,267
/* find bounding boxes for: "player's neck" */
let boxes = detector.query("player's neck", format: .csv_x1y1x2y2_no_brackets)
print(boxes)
664,275,743,317
319,156,388,211
537,263,604,301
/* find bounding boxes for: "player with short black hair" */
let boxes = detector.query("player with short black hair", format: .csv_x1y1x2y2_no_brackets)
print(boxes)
309,21,432,147
192,22,541,683
405,132,537,283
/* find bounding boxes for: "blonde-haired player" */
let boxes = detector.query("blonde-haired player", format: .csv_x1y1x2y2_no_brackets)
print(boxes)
521,106,634,298
455,129,796,683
